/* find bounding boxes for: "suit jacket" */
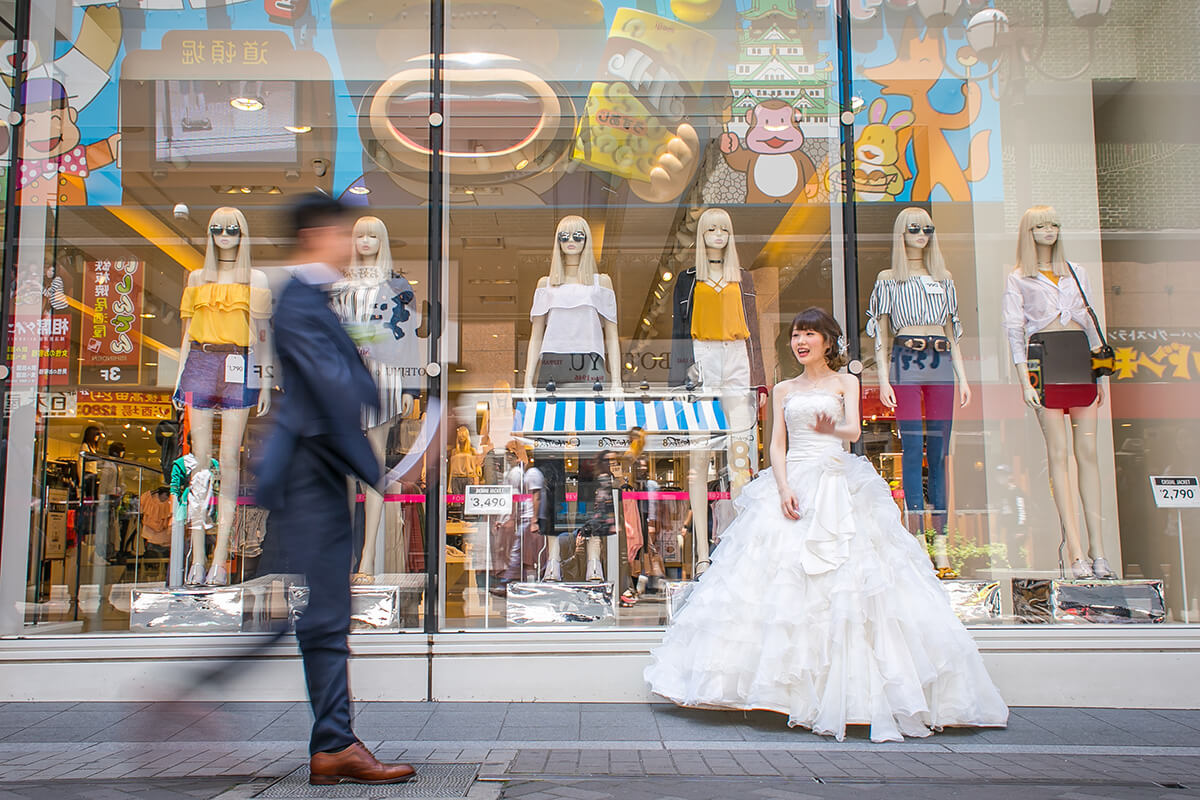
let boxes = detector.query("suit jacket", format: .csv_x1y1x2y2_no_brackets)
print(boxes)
255,275,381,510
668,268,766,390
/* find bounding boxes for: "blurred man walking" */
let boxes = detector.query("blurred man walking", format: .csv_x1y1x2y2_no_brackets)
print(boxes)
256,194,414,785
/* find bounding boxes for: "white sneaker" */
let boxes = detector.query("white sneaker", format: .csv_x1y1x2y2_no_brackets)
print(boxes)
586,558,604,582
185,564,206,586
1092,557,1116,579
1070,558,1094,580
636,575,649,595
542,559,562,582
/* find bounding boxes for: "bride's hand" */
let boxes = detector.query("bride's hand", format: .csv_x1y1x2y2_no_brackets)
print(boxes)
811,412,837,436
779,488,801,520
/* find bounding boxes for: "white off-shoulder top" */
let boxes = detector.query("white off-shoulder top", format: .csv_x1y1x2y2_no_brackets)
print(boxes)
531,276,617,357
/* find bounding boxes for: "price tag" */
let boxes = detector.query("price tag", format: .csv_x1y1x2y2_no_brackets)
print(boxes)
920,275,945,295
224,353,245,384
464,485,513,517
1150,476,1200,508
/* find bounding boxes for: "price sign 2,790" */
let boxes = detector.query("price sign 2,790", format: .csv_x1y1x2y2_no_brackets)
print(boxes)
1150,476,1200,509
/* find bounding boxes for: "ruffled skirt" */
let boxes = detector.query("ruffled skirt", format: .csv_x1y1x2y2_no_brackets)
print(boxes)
644,447,1009,742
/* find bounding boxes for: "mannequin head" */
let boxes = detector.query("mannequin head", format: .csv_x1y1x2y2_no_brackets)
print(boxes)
454,425,473,454
1016,205,1067,277
548,215,598,285
890,207,948,282
694,208,740,284
349,216,394,279
201,207,252,284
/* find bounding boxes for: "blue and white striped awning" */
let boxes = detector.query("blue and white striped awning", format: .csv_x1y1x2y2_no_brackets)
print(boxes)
514,398,729,435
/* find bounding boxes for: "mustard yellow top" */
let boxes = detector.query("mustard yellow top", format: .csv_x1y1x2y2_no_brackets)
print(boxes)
691,281,749,341
180,283,271,346
1039,269,1060,286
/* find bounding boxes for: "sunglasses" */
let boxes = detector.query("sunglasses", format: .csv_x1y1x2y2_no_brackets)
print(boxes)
210,224,242,237
557,231,587,243
906,223,935,235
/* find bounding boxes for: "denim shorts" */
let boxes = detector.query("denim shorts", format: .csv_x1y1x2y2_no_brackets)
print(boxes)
174,345,257,410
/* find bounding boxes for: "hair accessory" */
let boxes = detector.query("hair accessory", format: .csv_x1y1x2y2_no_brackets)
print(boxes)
837,335,848,356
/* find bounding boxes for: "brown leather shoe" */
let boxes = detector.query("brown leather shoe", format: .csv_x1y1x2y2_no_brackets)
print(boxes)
309,742,416,785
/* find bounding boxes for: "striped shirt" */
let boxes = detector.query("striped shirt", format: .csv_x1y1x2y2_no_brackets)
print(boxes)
866,276,962,340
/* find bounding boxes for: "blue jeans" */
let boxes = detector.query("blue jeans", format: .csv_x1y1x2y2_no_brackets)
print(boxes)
891,343,955,533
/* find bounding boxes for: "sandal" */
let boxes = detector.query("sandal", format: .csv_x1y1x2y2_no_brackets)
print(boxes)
620,589,638,607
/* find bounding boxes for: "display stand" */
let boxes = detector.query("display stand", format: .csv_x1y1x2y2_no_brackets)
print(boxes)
130,576,289,632
940,579,1001,624
505,582,615,627
1150,475,1199,623
289,577,416,632
1012,577,1165,623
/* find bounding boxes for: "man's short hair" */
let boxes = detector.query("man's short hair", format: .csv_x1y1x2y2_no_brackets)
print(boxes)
286,193,349,240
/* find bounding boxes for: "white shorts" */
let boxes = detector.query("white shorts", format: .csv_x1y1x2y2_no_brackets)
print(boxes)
692,339,754,431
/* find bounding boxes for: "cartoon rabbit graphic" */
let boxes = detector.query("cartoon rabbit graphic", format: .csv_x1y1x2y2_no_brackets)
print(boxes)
825,98,914,202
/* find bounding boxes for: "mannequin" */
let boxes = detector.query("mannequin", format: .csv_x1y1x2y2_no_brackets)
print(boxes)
867,207,969,578
523,216,620,397
172,207,272,586
668,208,766,575
330,216,419,582
522,216,621,581
1002,205,1112,580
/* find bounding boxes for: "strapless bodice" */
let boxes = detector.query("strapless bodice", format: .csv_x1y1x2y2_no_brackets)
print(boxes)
784,389,846,459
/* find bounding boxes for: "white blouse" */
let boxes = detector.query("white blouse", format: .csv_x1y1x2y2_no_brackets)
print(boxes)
1001,264,1102,365
531,276,617,357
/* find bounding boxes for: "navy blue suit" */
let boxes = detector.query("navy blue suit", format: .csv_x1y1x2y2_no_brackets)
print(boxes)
256,272,380,756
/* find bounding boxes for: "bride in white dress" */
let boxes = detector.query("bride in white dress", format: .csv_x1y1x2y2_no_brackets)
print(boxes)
646,307,1008,742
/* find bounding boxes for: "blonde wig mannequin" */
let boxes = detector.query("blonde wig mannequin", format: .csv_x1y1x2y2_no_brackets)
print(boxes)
349,215,394,281
548,216,598,286
890,207,949,282
200,207,252,284
1015,205,1068,278
695,207,741,284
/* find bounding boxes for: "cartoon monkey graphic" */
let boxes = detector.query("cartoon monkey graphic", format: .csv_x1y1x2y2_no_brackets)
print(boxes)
720,99,817,205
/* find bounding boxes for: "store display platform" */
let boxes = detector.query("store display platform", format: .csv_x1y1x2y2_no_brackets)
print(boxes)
1013,577,1166,624
289,575,425,632
505,582,615,627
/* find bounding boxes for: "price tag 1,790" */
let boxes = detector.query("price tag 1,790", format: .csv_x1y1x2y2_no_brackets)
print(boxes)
464,485,513,517
1150,476,1200,508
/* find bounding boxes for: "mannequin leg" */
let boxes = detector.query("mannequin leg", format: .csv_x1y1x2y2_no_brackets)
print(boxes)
893,382,926,539
924,381,955,572
1034,408,1088,566
542,535,562,581
208,407,251,584
355,422,392,582
585,536,604,581
188,408,215,575
1069,404,1107,562
689,452,711,575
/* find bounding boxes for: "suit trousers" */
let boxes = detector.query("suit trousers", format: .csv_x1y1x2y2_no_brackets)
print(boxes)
262,437,357,756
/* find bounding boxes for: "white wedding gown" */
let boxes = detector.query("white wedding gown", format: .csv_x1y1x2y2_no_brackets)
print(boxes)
645,388,1008,742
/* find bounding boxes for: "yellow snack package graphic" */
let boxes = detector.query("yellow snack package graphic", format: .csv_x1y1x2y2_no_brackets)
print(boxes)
572,8,714,183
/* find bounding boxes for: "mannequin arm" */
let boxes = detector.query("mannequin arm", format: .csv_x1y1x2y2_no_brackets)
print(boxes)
874,314,895,408
172,319,194,410
603,318,622,392
1016,361,1041,408
253,316,273,415
524,316,546,396
945,320,970,407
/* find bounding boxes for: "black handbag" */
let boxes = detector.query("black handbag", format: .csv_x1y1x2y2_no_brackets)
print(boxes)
1065,263,1115,378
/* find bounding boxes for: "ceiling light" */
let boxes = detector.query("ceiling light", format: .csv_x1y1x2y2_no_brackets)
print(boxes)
661,271,673,281
348,185,370,195
515,159,529,170
140,313,156,319
230,96,264,112
285,124,312,134
239,186,252,194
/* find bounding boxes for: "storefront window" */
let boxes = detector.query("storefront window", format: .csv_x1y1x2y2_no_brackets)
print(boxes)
1,0,1197,637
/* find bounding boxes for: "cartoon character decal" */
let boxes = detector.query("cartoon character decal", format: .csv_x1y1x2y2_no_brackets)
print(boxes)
861,20,991,203
825,98,914,202
719,99,818,205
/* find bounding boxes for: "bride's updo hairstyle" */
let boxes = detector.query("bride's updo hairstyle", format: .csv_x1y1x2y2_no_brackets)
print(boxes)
791,307,848,371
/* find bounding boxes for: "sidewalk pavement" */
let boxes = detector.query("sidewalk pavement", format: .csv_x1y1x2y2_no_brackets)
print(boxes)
1,702,1200,798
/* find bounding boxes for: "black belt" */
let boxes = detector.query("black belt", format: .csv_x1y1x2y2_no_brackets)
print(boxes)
895,336,951,353
192,342,244,353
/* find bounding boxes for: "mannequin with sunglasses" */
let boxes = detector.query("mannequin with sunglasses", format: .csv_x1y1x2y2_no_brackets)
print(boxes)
172,207,273,586
669,208,766,576
867,207,968,578
1002,205,1112,580
331,216,421,583
523,216,620,581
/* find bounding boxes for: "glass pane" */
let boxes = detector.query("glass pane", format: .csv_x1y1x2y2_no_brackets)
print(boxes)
441,0,841,630
3,0,432,634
